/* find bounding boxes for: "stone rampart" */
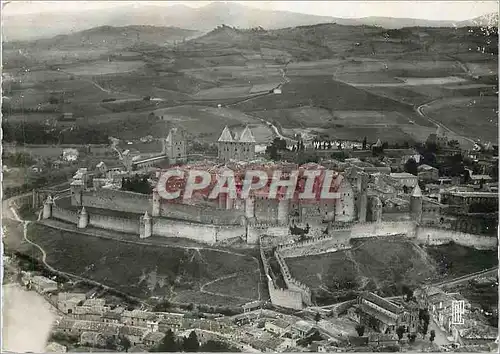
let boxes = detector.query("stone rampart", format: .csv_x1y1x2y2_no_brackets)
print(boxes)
215,225,247,243
153,218,217,244
416,227,498,250
259,236,304,310
152,218,246,245
88,213,140,235
160,201,244,225
277,235,351,258
274,250,312,306
52,206,78,224
350,221,417,239
79,189,151,214
268,285,303,310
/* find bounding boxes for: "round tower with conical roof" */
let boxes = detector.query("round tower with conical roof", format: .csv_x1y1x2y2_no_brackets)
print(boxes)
410,184,423,223
78,207,89,229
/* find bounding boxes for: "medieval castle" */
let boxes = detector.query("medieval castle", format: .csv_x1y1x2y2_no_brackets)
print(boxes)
36,125,497,310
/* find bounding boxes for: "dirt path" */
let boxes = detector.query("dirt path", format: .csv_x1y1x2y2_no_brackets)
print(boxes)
416,98,476,148
199,269,261,302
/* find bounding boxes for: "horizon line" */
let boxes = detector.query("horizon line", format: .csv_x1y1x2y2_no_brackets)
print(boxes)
2,1,498,22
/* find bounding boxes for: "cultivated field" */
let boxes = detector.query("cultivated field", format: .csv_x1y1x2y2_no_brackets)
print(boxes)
422,96,498,143
152,105,273,143
27,224,260,305
62,60,146,76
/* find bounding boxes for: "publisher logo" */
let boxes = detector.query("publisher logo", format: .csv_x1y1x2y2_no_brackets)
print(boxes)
155,167,343,203
451,300,465,325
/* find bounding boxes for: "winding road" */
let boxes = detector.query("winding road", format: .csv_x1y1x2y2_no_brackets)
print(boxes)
416,99,476,148
4,190,264,305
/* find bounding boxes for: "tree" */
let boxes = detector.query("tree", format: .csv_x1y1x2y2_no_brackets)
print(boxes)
421,321,429,337
182,331,199,352
362,136,367,150
314,312,321,323
396,326,405,341
404,158,418,176
463,169,471,183
118,335,131,352
402,285,414,302
200,340,238,352
355,325,365,337
429,330,435,342
156,329,179,352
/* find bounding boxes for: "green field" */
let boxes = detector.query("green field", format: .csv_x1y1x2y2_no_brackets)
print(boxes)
287,239,437,301
425,242,498,277
423,96,498,143
27,223,260,306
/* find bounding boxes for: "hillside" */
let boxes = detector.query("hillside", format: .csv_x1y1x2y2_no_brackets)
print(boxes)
3,25,200,51
26,223,260,306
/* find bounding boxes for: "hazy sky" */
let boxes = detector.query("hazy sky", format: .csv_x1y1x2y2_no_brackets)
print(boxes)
3,1,498,21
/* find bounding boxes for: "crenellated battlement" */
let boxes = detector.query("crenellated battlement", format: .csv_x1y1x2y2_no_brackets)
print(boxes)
274,249,312,304
250,220,283,228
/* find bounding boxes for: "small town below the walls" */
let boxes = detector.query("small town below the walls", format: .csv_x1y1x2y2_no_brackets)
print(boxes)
2,1,498,353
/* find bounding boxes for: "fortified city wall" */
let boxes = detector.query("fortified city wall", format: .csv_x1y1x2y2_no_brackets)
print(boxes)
89,213,140,235
78,189,151,214
152,218,247,244
52,206,79,224
259,237,304,310
277,235,352,258
416,227,498,250
274,249,312,306
159,200,245,225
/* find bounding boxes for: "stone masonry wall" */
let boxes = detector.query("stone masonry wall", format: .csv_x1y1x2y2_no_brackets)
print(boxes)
80,189,151,214
416,227,498,250
160,201,244,225
259,236,304,310
350,221,417,239
277,235,352,258
88,214,140,235
274,250,312,306
52,206,78,224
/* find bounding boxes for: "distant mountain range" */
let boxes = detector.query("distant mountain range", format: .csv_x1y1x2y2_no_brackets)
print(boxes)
3,2,498,41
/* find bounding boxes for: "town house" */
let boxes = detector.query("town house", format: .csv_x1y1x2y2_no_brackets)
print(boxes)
143,332,166,348
122,310,157,327
265,318,290,336
120,325,150,346
57,293,86,315
354,292,418,334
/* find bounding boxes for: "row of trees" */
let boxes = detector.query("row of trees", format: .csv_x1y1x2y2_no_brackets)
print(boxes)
355,324,435,344
2,151,35,167
121,176,153,195
2,121,109,145
152,330,238,352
